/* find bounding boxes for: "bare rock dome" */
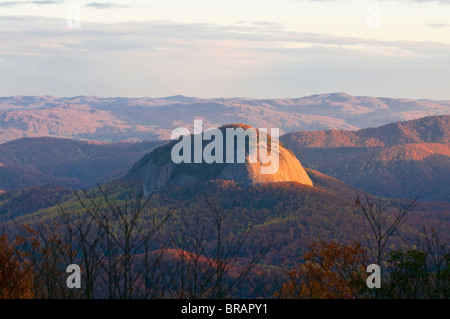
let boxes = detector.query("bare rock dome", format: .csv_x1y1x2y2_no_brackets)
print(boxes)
126,124,313,195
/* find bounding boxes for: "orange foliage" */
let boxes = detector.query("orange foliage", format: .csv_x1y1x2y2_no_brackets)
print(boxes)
276,241,367,299
0,235,34,299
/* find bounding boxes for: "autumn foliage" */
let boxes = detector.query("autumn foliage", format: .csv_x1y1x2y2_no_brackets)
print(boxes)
0,234,34,299
276,241,367,299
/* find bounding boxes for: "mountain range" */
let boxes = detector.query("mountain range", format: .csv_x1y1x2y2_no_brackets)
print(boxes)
1,93,449,143
1,106,449,298
0,115,448,202
281,115,450,201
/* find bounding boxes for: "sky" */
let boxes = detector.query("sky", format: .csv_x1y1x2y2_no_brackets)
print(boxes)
0,0,450,99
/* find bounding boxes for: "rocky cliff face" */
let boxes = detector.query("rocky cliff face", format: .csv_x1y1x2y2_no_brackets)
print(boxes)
126,124,313,195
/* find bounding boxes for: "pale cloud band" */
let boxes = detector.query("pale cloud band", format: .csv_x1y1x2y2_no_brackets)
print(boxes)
0,1,449,99
85,2,129,9
0,0,63,7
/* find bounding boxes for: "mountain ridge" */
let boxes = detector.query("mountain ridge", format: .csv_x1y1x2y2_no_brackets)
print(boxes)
0,93,448,143
1,115,449,201
0,137,162,191
281,115,450,148
281,115,450,201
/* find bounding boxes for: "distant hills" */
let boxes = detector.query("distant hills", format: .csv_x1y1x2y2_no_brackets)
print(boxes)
281,115,450,201
0,137,162,191
0,184,73,222
1,95,449,299
0,93,449,143
0,115,449,202
1,114,449,282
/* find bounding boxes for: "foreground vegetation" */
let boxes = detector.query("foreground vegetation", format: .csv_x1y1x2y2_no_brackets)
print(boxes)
1,185,448,299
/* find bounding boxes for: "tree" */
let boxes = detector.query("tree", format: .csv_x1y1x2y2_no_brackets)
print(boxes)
14,223,80,299
6,185,171,299
57,185,171,299
0,234,34,299
160,194,271,299
275,240,367,299
355,194,418,266
384,228,449,299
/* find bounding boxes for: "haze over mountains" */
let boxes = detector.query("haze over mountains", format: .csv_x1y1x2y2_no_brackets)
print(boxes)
1,93,449,143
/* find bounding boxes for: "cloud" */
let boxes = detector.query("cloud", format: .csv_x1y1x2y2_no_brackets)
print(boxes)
31,0,60,4
427,23,450,29
0,0,62,7
0,16,449,99
307,0,450,3
0,2,20,7
408,0,450,3
1,16,449,59
85,2,129,9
